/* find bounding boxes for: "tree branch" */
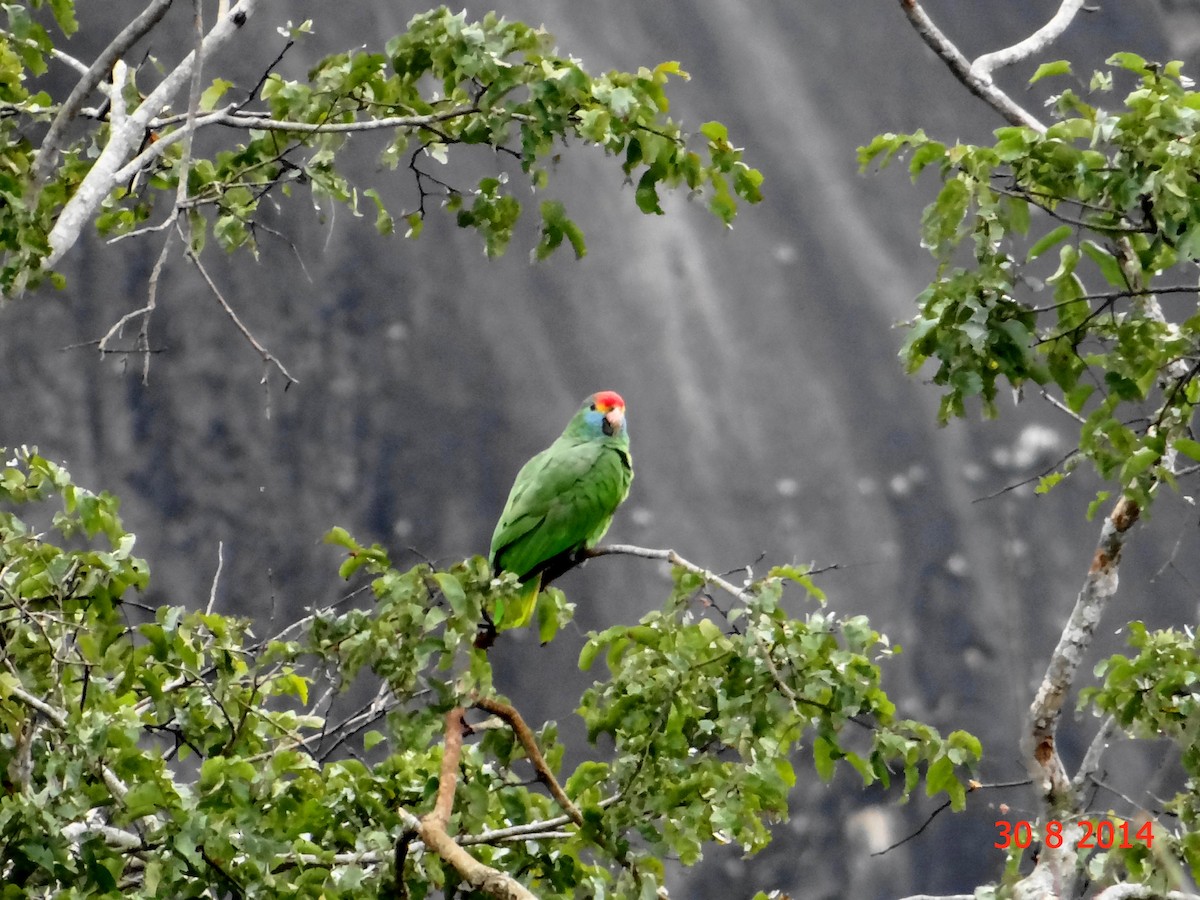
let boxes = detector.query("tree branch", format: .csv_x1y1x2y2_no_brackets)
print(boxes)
411,707,538,900
591,543,752,602
182,236,298,387
1071,714,1117,795
1022,495,1139,807
45,0,260,270
472,696,583,826
7,682,137,808
970,0,1086,81
108,103,483,188
32,0,175,184
897,0,1045,132
1093,885,1200,900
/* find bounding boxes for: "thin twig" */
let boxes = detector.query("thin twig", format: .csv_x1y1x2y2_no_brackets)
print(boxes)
1039,389,1087,425
182,233,298,387
0,27,91,77
206,540,224,615
110,103,481,187
1072,715,1117,795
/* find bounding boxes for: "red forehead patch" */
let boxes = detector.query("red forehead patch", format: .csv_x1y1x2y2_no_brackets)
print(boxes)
592,390,625,412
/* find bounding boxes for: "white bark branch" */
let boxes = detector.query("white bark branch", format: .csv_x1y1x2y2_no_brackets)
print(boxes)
970,0,1086,82
1022,497,1138,804
45,0,260,270
592,543,752,601
1093,886,1200,900
106,104,481,203
897,0,1045,132
33,0,176,184
8,682,134,806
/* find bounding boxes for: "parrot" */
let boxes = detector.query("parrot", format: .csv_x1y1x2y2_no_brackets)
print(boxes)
489,390,633,628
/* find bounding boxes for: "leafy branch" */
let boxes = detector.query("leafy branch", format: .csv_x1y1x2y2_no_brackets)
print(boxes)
1,5,762,302
0,448,979,897
872,5,1200,895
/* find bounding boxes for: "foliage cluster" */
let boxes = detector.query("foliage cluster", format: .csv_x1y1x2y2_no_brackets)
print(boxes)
0,4,761,294
861,53,1200,513
0,448,977,897
863,50,1200,893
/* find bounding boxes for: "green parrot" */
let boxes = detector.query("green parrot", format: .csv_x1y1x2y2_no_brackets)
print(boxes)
489,390,633,627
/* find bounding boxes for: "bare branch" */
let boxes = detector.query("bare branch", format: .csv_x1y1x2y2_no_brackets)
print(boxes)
1022,495,1139,807
176,0,206,215
62,820,144,851
427,707,465,830
210,106,484,135
460,797,619,846
1093,886,1200,900
472,696,583,827
1071,714,1117,795
0,27,91,77
591,543,752,602
1039,389,1087,425
206,540,224,615
108,103,481,194
183,237,298,387
970,0,1087,81
93,226,172,371
897,0,1045,132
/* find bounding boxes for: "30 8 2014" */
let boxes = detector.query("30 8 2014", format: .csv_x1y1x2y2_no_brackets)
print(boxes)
993,819,1154,850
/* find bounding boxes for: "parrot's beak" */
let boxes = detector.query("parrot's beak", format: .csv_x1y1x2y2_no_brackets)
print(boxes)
603,406,625,435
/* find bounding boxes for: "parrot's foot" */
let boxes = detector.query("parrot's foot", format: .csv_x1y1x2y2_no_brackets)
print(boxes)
474,607,498,650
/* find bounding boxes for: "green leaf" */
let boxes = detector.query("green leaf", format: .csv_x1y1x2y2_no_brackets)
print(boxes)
1035,472,1064,494
199,78,233,112
1086,490,1112,521
635,170,663,215
1029,60,1072,84
578,637,602,671
813,734,838,782
699,121,728,143
48,0,78,35
1107,51,1149,74
1027,225,1073,261
1120,445,1160,483
1080,240,1127,288
433,572,466,614
1173,437,1200,462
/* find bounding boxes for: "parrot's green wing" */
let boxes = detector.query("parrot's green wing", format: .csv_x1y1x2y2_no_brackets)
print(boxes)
490,434,632,580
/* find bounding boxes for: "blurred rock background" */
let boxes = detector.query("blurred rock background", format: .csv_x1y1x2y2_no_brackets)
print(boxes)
3,1,1197,896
